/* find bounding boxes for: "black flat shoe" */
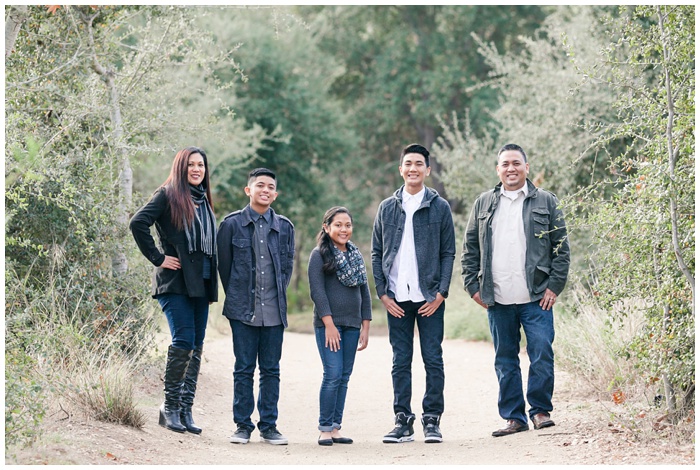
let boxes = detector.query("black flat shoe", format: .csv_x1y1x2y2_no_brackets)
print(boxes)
332,437,353,444
318,436,333,446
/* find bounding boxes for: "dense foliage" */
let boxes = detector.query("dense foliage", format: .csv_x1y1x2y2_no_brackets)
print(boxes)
574,5,695,418
4,5,267,446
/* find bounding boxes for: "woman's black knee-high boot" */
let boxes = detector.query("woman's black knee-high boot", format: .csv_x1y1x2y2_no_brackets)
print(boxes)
179,346,203,434
159,345,192,433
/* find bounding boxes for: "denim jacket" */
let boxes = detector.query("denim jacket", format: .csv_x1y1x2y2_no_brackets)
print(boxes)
217,205,295,327
371,185,455,303
461,179,570,307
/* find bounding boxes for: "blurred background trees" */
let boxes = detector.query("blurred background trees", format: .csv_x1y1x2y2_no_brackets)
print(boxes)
5,4,693,448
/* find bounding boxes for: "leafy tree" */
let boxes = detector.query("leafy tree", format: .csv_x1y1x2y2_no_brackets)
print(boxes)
4,5,268,444
571,5,694,419
200,7,373,306
433,6,620,208
296,5,550,198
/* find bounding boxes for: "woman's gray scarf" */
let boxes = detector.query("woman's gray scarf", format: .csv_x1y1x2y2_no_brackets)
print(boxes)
331,241,367,287
185,184,216,256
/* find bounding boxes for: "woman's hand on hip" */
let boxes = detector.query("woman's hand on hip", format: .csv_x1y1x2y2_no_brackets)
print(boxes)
160,255,181,270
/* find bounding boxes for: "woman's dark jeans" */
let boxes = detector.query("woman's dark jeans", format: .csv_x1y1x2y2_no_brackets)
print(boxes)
387,300,445,419
487,301,555,426
157,293,209,350
314,325,360,432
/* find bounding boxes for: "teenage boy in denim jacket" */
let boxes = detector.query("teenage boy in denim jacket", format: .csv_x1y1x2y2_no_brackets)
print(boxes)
217,168,295,445
371,143,455,444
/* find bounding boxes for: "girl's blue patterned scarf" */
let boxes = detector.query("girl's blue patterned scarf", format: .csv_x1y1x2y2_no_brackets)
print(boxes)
331,241,367,287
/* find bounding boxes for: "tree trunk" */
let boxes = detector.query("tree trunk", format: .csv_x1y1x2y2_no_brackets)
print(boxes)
661,304,677,421
83,7,131,276
657,6,695,316
5,5,28,58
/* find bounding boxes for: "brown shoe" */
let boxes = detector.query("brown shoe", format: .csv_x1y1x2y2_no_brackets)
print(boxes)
532,413,555,430
492,420,528,437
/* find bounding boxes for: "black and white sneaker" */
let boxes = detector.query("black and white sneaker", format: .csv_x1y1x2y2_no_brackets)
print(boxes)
229,425,252,444
382,412,415,443
422,415,443,443
260,427,288,445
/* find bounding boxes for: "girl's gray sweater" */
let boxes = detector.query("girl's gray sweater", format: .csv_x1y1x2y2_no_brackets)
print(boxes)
308,247,372,329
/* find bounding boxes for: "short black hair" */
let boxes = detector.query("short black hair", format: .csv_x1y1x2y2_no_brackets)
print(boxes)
497,143,527,163
247,167,276,186
400,143,430,167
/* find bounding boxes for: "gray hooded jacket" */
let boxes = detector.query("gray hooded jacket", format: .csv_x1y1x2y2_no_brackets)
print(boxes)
371,185,455,303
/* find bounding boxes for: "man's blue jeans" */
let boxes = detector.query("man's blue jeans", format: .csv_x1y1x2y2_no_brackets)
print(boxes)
156,293,209,350
229,319,284,432
487,301,555,426
387,300,445,418
314,326,360,432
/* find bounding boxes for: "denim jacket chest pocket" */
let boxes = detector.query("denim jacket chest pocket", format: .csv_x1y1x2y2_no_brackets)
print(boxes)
232,238,253,267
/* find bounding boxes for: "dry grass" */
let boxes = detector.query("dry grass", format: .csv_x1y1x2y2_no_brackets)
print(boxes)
555,286,694,445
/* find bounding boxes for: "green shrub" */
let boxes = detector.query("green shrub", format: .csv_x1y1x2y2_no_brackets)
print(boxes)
4,351,48,449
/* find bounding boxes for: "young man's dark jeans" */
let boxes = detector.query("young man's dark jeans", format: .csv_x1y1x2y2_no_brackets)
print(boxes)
229,319,284,432
487,301,555,426
387,300,445,419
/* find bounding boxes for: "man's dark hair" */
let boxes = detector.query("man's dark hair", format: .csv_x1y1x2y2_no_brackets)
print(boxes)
248,167,277,186
400,143,430,167
497,143,527,163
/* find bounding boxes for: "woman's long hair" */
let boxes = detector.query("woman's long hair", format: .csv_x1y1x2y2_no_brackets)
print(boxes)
159,147,213,231
316,206,352,275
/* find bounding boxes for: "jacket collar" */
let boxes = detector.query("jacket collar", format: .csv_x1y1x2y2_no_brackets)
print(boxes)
241,204,281,232
493,178,538,199
393,184,438,206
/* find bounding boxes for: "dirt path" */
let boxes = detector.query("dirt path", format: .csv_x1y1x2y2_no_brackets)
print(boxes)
7,328,694,465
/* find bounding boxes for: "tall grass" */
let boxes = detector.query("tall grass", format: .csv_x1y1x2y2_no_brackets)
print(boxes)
555,287,644,396
5,263,156,449
555,286,694,443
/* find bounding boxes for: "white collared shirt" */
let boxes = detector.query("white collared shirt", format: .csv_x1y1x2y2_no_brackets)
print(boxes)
389,186,426,302
491,184,531,305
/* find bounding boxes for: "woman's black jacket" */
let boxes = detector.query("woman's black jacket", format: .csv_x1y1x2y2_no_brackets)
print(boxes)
129,187,218,301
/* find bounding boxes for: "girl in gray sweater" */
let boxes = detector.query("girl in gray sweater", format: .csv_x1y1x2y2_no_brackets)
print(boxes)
308,206,372,446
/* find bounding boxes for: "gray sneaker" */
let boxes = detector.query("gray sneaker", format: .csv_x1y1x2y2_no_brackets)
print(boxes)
229,425,252,444
422,416,443,443
260,427,288,445
383,412,415,443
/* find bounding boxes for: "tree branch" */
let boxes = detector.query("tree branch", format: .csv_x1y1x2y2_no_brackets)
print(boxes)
5,5,28,58
657,5,694,314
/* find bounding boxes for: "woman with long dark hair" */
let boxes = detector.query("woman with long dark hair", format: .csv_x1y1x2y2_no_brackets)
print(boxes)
130,147,218,434
308,206,371,446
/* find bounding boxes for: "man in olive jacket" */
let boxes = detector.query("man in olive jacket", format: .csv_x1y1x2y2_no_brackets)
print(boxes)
461,143,570,438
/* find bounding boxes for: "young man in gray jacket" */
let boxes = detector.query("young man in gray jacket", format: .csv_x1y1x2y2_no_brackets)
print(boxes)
461,144,570,437
371,143,455,444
